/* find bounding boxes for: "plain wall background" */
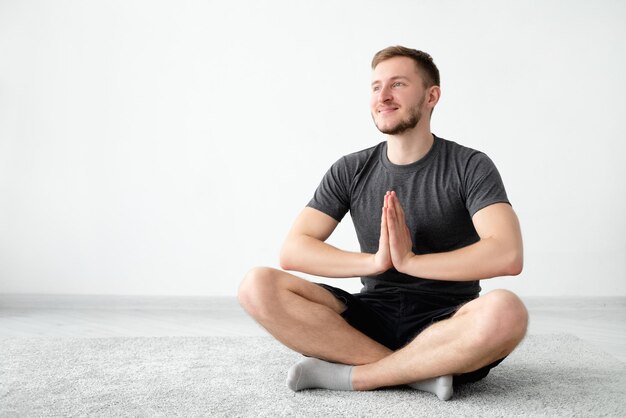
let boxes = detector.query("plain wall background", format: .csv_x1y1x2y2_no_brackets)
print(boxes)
1,0,625,297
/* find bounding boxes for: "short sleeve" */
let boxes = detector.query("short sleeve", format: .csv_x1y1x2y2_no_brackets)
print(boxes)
464,152,510,217
307,157,352,222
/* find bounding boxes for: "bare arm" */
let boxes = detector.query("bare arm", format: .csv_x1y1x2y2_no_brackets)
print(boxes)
387,192,523,281
279,206,392,278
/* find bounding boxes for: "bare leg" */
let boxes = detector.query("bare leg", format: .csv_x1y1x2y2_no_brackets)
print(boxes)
238,266,392,365
351,289,528,390
240,270,527,399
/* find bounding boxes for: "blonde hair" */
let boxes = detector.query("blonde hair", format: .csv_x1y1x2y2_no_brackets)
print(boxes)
371,46,440,87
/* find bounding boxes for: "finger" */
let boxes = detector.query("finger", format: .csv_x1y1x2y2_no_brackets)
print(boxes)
387,196,397,223
389,193,401,225
387,211,397,247
391,195,410,240
386,203,400,247
381,194,389,233
391,191,407,225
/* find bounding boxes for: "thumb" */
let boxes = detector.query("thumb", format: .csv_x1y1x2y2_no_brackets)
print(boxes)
380,206,389,241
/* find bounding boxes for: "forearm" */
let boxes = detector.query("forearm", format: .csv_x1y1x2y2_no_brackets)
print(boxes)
280,235,378,278
398,237,523,281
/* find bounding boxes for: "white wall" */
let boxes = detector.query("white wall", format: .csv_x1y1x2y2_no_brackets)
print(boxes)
1,0,625,297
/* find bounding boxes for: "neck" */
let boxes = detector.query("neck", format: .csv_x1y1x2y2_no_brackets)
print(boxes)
385,125,434,165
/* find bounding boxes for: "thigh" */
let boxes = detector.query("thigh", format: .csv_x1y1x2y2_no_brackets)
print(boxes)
243,267,347,314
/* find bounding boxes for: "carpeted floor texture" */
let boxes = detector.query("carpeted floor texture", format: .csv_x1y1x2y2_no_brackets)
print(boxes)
1,334,625,417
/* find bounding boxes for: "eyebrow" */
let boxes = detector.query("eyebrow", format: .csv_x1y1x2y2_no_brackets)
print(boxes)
371,75,411,87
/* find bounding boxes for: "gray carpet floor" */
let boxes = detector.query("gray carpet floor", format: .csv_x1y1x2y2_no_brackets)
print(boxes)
1,334,625,417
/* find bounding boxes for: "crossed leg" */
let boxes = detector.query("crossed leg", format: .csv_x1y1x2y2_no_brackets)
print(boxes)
238,267,528,398
238,266,392,365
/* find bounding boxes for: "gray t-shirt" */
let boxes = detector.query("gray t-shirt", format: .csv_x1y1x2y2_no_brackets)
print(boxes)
307,135,510,297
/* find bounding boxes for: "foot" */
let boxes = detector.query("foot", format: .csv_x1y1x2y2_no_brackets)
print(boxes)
286,357,353,391
408,375,453,401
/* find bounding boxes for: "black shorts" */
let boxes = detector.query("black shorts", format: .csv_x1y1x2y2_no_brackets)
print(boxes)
317,283,505,385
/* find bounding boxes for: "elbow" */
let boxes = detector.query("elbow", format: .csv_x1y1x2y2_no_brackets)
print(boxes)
279,255,293,271
506,259,523,276
279,242,297,271
503,249,523,276
280,234,319,273
279,249,291,271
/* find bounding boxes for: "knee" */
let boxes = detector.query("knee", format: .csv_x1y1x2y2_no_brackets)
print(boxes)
472,290,528,349
238,267,280,318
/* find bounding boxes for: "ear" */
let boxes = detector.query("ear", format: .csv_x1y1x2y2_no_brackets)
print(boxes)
427,85,441,109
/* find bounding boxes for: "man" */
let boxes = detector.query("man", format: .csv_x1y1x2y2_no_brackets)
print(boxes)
238,46,528,401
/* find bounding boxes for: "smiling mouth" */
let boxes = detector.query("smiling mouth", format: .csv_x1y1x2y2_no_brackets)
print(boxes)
378,107,398,114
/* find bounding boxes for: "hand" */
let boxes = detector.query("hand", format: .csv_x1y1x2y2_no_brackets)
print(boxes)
372,192,393,274
386,191,415,273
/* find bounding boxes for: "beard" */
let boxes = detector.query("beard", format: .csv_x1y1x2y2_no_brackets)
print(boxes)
373,95,425,135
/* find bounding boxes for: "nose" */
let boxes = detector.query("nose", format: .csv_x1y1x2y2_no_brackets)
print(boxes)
378,84,393,103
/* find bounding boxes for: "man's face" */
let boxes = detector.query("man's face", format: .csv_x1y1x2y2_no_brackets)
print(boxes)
370,56,429,135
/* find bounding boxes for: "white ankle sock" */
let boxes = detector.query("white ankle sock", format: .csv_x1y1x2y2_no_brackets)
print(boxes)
408,375,453,401
286,357,453,400
286,358,353,391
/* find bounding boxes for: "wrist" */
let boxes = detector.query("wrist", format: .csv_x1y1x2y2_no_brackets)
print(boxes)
395,252,416,275
370,252,391,276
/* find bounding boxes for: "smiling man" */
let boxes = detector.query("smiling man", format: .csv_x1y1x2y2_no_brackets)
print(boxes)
238,46,528,401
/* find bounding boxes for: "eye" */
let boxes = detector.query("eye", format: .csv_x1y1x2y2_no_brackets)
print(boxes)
372,85,380,92
392,82,405,88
